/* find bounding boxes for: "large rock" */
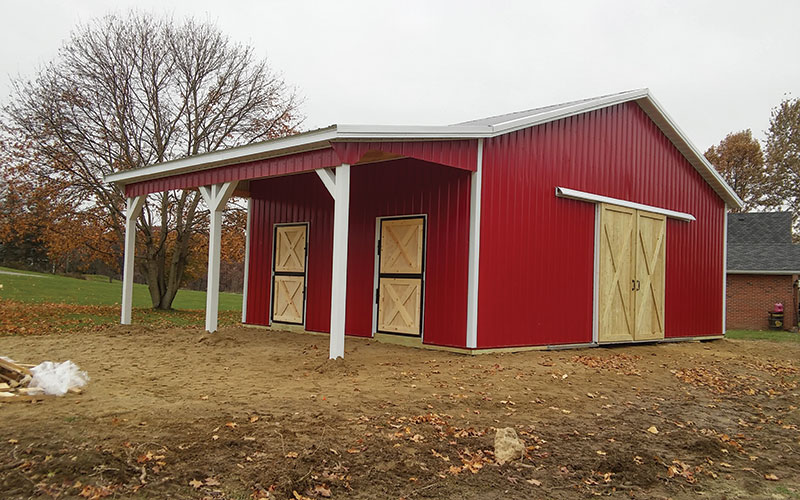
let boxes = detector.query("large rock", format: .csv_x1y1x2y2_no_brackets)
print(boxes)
494,427,525,464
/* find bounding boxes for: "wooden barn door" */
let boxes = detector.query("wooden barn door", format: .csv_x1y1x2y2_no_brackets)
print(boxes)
634,211,666,340
272,224,308,325
377,216,425,336
597,204,665,343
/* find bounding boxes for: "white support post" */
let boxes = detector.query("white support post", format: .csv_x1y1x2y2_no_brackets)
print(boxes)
466,139,484,349
317,164,351,359
121,195,145,325
199,181,238,333
242,197,252,323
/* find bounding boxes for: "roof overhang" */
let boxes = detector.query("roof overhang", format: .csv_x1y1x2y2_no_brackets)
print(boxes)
104,89,744,209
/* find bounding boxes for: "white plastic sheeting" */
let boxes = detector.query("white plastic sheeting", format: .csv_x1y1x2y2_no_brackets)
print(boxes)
29,361,89,396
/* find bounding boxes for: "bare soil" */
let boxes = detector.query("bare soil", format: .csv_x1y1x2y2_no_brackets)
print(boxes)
1,326,799,499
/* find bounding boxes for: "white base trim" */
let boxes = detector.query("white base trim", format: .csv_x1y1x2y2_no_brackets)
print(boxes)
555,186,695,222
727,270,800,275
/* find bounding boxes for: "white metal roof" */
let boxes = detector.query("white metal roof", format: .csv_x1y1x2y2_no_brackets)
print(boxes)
104,89,743,208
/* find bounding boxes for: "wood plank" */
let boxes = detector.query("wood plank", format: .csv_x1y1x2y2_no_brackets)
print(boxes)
597,204,636,343
0,358,32,376
634,210,666,340
272,275,305,324
380,218,424,274
274,225,307,273
378,277,422,335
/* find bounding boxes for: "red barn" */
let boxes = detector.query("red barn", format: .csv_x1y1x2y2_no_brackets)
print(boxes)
107,89,743,357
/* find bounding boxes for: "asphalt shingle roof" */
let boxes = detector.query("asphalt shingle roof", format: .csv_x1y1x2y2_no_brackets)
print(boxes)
727,212,800,272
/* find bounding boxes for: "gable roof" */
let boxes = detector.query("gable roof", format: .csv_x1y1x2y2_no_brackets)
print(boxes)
727,212,800,273
105,89,743,209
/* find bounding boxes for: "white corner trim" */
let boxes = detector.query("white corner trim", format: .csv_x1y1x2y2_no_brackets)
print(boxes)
722,211,728,333
316,168,337,197
466,139,484,349
592,204,600,344
555,186,695,222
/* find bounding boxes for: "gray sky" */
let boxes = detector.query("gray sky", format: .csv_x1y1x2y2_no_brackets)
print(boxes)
1,0,798,150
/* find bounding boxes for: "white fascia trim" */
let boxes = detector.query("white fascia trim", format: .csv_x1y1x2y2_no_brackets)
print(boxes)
555,186,696,221
335,123,491,139
727,270,800,275
105,127,339,185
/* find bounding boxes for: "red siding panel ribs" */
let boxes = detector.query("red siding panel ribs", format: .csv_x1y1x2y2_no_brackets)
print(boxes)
246,159,471,348
477,102,725,348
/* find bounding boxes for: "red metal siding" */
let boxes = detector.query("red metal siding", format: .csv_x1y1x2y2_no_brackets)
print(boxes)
246,160,471,347
126,148,342,197
246,172,334,331
477,102,725,348
347,159,471,347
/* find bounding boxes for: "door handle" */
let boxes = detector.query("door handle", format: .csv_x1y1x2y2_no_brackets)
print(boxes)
636,280,641,291
632,280,636,291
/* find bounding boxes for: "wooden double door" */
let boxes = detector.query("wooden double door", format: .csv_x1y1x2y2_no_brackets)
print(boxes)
377,216,425,336
272,224,307,325
598,204,666,343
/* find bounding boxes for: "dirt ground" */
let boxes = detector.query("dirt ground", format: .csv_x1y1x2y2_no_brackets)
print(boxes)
1,326,799,500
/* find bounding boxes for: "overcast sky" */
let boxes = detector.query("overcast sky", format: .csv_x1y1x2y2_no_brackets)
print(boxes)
1,0,798,150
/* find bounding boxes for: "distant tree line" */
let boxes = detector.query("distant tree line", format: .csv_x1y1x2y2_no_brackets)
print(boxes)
0,12,302,301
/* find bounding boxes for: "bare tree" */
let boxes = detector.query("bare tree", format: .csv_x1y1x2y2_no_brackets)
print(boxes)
3,12,302,309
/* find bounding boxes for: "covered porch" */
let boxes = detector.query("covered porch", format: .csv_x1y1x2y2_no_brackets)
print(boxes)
107,131,485,358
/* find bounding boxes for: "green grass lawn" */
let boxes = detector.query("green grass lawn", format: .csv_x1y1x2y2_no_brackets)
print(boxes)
726,329,800,342
0,266,241,311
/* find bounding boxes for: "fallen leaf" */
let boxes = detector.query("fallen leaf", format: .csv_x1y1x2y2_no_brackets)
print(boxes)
286,451,299,458
647,426,659,434
765,473,779,481
526,478,542,486
225,422,238,429
250,415,260,423
313,484,332,497
189,479,203,489
204,477,220,486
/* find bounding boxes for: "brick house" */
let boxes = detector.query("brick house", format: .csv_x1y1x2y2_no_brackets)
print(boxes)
726,212,800,330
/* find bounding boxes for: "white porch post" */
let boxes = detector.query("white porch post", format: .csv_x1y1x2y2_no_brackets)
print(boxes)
199,181,238,333
121,195,145,325
466,139,484,349
242,197,252,323
316,164,350,359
